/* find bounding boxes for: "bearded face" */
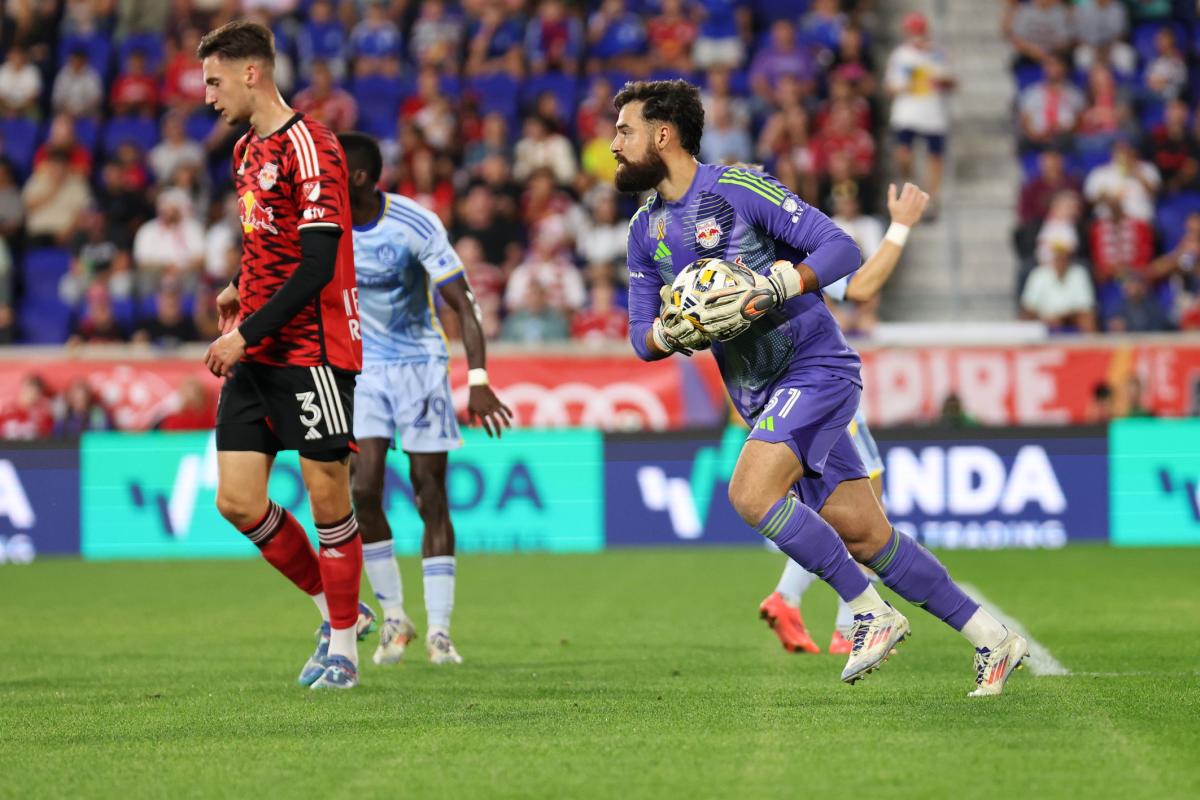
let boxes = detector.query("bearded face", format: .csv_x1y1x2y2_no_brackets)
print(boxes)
614,142,668,194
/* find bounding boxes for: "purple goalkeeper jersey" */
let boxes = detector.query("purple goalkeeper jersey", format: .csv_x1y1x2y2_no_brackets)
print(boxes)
626,163,863,420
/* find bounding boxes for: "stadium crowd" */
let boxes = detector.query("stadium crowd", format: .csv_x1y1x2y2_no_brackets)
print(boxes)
1007,0,1200,333
0,0,886,356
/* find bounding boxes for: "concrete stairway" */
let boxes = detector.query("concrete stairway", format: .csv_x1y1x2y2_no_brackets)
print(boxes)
875,0,1020,321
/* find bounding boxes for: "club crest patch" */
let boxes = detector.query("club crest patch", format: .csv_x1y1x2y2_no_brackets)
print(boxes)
258,162,280,191
695,217,721,249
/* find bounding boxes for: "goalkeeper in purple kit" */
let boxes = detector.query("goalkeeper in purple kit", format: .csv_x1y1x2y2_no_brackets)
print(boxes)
613,79,1028,695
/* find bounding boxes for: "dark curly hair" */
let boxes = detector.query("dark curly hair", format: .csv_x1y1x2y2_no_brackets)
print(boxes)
197,20,275,62
613,79,705,157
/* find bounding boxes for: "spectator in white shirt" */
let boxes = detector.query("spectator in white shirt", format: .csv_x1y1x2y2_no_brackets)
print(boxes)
1144,27,1187,103
148,112,206,186
0,46,43,118
1073,0,1135,76
505,226,586,314
885,13,954,205
1083,138,1161,221
830,185,883,257
575,190,628,271
132,188,206,296
52,49,104,118
1018,56,1085,152
1021,237,1097,333
513,115,578,186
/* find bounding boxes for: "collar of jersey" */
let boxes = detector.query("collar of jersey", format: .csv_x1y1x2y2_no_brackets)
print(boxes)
354,191,389,232
253,111,303,142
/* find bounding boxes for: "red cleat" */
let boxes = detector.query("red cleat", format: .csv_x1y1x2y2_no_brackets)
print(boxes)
759,592,820,654
828,630,853,655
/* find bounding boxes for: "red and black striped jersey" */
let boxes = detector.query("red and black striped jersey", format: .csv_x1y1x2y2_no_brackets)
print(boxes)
233,113,361,372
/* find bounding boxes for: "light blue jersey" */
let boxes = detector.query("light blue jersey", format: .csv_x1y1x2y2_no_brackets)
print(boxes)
351,191,464,366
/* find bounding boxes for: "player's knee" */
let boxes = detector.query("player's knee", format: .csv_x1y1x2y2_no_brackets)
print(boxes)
727,480,772,528
215,492,259,529
412,475,448,521
351,482,383,514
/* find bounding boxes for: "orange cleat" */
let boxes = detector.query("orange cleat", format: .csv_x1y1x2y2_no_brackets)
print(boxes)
828,630,853,655
759,592,820,654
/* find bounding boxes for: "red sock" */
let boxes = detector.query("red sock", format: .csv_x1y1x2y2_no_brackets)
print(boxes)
315,513,362,629
242,501,323,596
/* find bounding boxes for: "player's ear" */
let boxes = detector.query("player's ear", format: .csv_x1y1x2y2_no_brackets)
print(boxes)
656,123,671,151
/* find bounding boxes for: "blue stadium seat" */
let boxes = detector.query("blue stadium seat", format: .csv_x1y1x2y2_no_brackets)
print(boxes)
0,117,40,179
1132,21,1188,65
17,298,72,344
110,296,137,330
21,248,71,302
351,74,409,139
1157,192,1200,251
185,109,218,142
58,32,112,80
469,73,520,129
1014,62,1044,91
1138,100,1166,130
1020,150,1040,179
73,116,99,151
118,32,165,72
101,116,159,157
521,74,579,122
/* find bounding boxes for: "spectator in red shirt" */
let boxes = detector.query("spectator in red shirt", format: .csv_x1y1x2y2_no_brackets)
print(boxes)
571,278,628,345
454,236,504,340
1089,198,1155,285
292,60,358,133
33,113,92,176
68,283,128,345
811,101,875,179
1148,99,1199,194
0,375,54,440
110,50,160,117
396,148,455,227
1018,150,1081,227
162,28,206,110
157,376,216,431
647,0,698,73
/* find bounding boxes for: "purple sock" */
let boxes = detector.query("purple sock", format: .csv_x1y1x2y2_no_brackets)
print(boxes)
867,529,978,630
757,494,869,602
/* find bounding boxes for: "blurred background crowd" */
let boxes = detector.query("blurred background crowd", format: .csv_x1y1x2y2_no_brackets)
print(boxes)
1007,0,1200,333
0,0,1196,438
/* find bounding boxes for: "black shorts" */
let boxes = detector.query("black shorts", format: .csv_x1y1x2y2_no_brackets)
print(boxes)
216,361,358,461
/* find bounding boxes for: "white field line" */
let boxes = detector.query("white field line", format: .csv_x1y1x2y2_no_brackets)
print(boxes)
960,583,1071,677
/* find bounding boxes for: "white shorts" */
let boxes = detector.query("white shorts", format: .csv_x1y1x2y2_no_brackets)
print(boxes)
848,405,884,480
353,360,462,453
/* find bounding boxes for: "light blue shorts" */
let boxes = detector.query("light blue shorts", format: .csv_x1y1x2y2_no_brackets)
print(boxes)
353,360,462,453
848,404,884,480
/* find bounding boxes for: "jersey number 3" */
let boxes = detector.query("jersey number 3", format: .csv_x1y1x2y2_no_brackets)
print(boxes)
296,391,324,440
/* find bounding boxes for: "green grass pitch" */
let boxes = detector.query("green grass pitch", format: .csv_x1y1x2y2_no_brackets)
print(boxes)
2,547,1198,799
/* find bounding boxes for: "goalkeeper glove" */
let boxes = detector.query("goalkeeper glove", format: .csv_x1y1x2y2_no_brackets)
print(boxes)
738,260,804,322
653,285,711,355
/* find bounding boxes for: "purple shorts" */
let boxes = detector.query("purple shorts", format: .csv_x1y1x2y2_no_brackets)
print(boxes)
746,373,868,510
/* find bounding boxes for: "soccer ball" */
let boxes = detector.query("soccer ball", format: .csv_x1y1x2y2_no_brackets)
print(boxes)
669,258,758,340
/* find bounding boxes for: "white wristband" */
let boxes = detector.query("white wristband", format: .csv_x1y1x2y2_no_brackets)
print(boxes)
884,222,911,247
467,368,489,387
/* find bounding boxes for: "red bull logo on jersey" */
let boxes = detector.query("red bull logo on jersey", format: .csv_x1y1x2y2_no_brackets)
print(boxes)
695,217,721,249
257,162,279,191
239,191,278,235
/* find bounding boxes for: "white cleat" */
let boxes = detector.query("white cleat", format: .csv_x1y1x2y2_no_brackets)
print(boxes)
968,630,1030,697
840,606,910,684
373,617,418,666
426,629,463,665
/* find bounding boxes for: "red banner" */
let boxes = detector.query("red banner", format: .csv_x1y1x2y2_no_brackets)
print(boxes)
448,355,687,430
1,339,1198,431
858,342,1200,425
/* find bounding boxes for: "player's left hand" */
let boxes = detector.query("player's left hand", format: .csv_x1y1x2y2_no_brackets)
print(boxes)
887,182,930,227
467,385,513,438
204,328,246,378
